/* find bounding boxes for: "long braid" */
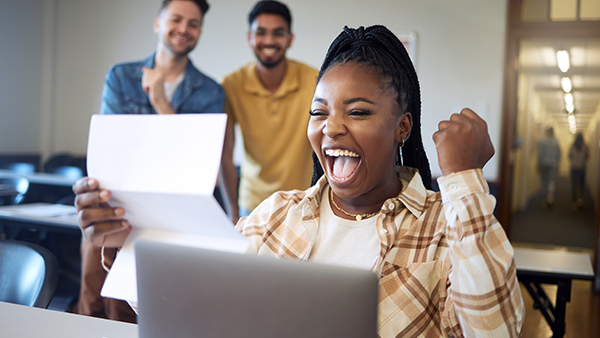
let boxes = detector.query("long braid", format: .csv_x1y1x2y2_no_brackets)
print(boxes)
310,25,432,189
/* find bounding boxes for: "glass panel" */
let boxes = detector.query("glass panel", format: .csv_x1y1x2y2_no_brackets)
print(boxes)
581,0,600,20
551,0,578,21
522,0,549,22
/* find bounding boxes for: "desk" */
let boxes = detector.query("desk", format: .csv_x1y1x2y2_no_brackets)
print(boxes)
0,203,79,237
515,248,595,338
0,169,78,187
0,301,138,338
0,170,79,205
0,184,18,196
0,184,19,205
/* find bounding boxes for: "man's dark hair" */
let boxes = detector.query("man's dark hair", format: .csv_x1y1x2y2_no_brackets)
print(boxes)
248,1,292,31
160,0,210,15
310,25,432,189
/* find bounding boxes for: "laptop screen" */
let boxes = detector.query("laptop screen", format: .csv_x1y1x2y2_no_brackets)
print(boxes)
135,240,379,338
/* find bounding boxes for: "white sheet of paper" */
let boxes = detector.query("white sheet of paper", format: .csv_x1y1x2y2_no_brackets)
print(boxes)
86,114,248,302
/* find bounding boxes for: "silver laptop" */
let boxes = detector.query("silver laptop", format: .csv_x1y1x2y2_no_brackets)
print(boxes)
135,240,379,338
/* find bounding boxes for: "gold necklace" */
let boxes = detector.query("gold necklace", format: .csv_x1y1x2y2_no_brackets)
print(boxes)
329,188,380,221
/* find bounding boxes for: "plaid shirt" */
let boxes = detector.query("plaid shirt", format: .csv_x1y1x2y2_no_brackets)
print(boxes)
235,168,524,337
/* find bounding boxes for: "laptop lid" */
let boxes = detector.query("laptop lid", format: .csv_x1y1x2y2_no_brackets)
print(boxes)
135,240,379,338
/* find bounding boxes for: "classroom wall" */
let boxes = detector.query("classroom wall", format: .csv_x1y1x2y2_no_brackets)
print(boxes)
0,0,44,153
1,0,508,180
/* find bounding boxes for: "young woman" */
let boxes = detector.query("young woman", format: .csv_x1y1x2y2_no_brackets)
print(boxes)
75,25,524,337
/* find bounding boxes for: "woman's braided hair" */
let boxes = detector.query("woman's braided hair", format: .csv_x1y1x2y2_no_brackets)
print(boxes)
310,25,432,189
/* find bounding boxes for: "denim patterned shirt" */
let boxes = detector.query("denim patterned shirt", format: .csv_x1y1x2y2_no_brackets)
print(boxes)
100,53,224,115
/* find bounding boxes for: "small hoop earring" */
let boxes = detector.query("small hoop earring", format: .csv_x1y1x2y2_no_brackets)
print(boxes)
399,138,405,148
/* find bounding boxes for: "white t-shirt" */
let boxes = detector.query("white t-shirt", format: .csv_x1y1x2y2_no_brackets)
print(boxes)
309,186,380,270
164,72,185,103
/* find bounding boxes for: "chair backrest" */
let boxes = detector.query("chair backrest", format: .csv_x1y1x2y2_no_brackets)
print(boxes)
0,162,36,174
0,176,30,205
0,240,59,308
43,153,87,176
49,166,83,180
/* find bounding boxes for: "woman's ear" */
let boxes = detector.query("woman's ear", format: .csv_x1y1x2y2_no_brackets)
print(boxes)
396,112,413,144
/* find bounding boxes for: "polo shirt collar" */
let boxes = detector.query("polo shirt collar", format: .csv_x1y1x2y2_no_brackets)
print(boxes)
243,59,301,99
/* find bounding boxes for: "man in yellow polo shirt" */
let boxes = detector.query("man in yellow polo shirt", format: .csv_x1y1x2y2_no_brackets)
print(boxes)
220,0,318,222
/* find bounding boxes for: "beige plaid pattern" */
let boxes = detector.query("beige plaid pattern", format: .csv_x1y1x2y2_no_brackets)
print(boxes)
236,168,524,337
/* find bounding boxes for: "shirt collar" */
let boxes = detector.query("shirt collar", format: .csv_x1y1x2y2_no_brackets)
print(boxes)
242,59,301,99
133,53,204,88
297,167,429,220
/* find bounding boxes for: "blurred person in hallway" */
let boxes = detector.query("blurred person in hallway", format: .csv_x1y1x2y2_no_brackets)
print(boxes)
569,132,589,211
537,126,561,208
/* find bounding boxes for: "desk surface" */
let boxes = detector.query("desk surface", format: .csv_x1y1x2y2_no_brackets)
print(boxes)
0,169,79,187
0,184,19,197
0,301,138,338
514,247,595,280
0,203,79,230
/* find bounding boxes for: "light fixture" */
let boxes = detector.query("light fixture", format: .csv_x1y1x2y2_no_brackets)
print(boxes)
556,50,570,73
564,92,574,106
561,77,572,93
567,112,577,134
566,103,575,113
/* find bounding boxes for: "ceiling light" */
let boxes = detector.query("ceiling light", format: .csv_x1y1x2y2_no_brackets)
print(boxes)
566,103,575,113
567,113,577,134
561,77,572,93
556,50,570,73
564,92,574,106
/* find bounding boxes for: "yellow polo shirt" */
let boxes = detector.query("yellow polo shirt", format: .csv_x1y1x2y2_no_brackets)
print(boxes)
222,59,318,210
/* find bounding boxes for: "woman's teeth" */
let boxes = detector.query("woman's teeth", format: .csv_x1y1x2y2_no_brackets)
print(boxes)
325,149,359,157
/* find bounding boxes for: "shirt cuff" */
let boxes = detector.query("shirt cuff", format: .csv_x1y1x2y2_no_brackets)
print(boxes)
437,169,489,203
101,246,119,272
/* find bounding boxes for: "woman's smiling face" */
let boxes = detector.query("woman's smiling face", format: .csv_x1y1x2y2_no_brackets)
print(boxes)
308,62,412,202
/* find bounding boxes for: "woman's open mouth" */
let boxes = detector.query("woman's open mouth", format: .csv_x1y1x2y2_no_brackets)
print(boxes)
325,148,361,184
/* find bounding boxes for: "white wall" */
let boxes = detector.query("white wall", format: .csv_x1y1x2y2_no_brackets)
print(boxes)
0,0,44,152
2,0,508,180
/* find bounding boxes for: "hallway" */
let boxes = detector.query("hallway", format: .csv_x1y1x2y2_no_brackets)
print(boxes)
511,176,596,249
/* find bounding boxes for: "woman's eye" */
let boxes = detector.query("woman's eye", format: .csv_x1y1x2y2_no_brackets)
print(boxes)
349,109,372,116
309,110,326,116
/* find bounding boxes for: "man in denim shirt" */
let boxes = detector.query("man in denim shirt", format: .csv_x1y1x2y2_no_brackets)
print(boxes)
78,0,223,323
100,0,224,115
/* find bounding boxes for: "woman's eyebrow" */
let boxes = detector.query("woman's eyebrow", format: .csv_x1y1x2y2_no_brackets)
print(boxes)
344,97,375,105
312,97,327,104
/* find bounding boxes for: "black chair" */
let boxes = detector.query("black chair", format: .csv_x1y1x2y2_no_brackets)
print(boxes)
49,166,83,180
43,153,87,176
0,240,59,308
0,162,36,174
0,176,30,206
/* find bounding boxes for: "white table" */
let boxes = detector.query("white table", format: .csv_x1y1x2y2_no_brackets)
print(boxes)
514,248,595,338
0,301,138,338
0,169,79,187
0,203,79,238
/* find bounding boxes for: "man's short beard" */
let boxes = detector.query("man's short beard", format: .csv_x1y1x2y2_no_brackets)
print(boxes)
256,53,286,68
163,36,197,58
166,44,195,57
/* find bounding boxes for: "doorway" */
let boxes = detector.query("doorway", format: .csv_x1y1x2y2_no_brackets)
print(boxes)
497,0,600,273
509,37,600,249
